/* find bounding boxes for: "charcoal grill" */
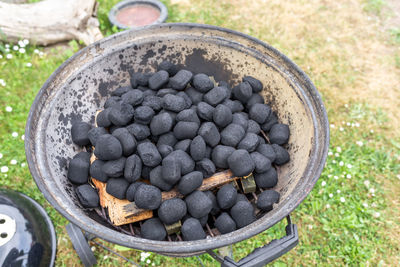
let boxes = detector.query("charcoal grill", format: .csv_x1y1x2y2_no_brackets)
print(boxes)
25,23,329,266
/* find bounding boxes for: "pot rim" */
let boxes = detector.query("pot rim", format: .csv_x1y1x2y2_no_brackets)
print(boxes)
25,23,329,254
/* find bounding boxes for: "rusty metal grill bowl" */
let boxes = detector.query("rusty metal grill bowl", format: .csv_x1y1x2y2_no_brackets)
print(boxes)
25,23,329,256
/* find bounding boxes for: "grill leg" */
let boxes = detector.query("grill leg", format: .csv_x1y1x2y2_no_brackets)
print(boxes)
66,223,97,267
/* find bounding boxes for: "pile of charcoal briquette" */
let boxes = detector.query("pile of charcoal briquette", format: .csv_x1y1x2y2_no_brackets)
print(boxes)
68,61,290,241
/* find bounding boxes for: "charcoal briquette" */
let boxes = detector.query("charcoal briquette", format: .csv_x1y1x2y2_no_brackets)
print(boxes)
236,193,249,204
158,60,179,76
161,155,181,184
89,160,108,182
256,190,280,212
158,144,173,158
176,109,201,125
261,111,278,131
203,190,220,215
134,184,162,210
173,121,199,140
71,121,92,146
106,178,129,199
254,168,278,188
121,89,144,107
258,136,266,145
150,112,173,136
250,151,272,173
142,95,162,111
178,171,203,195
185,190,212,218
111,86,131,97
246,93,265,109
232,113,249,131
76,184,99,208
168,149,195,177
247,120,261,134
190,135,206,161
230,200,255,228
195,158,216,178
88,127,108,146
157,132,177,147
272,144,290,165
227,149,255,177
162,94,186,112
237,133,260,152
160,109,177,123
133,106,155,125
126,182,145,202
204,86,228,106
213,104,233,128
257,144,276,162
96,108,112,127
101,157,126,178
232,82,252,103
112,127,137,156
150,165,174,191
142,89,156,97
198,122,220,147
243,76,263,93
181,218,206,241
148,70,169,90
176,91,192,109
192,73,214,93
249,103,271,124
137,142,162,167
215,212,236,234
158,198,187,225
93,134,123,160
74,151,91,161
141,166,152,180
174,139,191,153
211,145,235,169
269,123,290,145
217,184,238,209
130,72,149,88
108,102,134,126
126,123,151,141
104,96,121,109
220,123,245,147
205,146,212,159
67,157,89,184
185,87,203,104
124,154,142,182
108,125,122,134
223,99,244,113
169,69,193,90
140,218,166,241
197,101,215,121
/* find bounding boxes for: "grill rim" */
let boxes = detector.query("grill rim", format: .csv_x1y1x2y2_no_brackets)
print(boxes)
25,22,329,254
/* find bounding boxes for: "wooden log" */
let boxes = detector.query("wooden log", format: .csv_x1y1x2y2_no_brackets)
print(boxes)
0,0,103,46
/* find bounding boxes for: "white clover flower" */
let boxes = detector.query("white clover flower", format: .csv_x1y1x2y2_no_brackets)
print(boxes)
356,141,363,147
339,161,344,166
397,174,400,180
18,40,25,48
13,45,19,51
103,255,108,260
373,212,380,218
321,181,326,186
308,225,313,230
146,259,151,264
23,39,29,45
328,151,333,156
21,135,25,140
330,124,335,128
152,263,155,267
346,122,351,126
328,174,332,178
0,153,2,159
5,48,10,52
21,163,26,167
347,164,352,169
332,160,336,164
39,51,44,57
0,79,6,86
363,180,370,187
10,159,17,165
19,48,26,54
26,63,32,67
335,153,339,157
5,44,10,48
369,188,375,193
1,166,8,173
334,176,338,180
12,132,18,138
6,54,12,59
355,122,360,127
91,246,96,252
34,49,39,54
336,147,342,152
5,106,12,112
329,193,333,198
346,174,351,179
326,204,331,208
370,129,374,133
362,203,368,208
371,203,377,208
339,127,344,131
0,54,2,59
337,190,341,193
340,197,345,203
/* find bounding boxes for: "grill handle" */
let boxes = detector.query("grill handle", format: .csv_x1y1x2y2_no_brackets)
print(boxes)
212,215,298,267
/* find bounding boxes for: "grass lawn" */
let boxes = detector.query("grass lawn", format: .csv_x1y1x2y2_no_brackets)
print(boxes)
1,0,399,266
